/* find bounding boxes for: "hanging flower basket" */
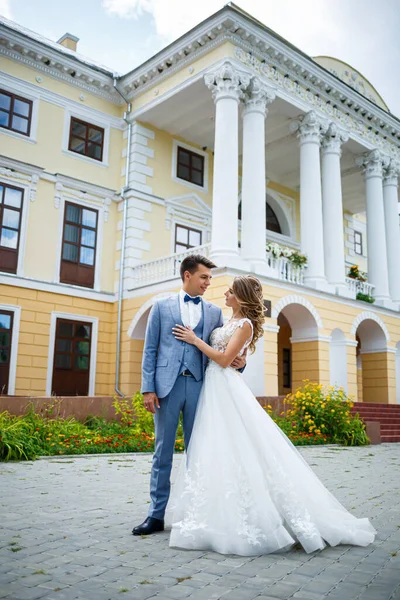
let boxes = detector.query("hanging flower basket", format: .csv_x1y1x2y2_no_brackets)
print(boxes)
266,242,308,269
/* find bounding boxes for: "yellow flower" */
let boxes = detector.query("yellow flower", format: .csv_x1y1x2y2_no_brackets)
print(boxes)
267,404,272,409
296,391,302,398
321,424,325,428
331,409,335,413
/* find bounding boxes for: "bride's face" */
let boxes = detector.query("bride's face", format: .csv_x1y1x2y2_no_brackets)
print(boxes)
224,287,240,310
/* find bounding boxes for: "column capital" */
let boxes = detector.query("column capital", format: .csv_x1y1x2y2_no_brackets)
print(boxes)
242,77,276,118
290,110,326,144
321,123,349,155
355,149,389,179
204,60,251,104
383,159,400,187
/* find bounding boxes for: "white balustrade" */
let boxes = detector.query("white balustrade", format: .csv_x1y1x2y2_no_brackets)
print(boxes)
132,244,211,286
266,251,305,285
345,277,375,297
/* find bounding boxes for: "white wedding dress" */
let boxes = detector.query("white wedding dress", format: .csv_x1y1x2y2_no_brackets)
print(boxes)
168,318,376,556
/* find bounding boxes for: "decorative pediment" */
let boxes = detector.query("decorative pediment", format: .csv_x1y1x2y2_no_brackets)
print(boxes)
165,193,212,230
0,155,42,201
53,175,119,222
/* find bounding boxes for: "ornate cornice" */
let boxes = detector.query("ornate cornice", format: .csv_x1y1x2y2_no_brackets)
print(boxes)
242,77,276,117
233,47,400,161
0,20,122,105
117,7,400,151
204,60,251,103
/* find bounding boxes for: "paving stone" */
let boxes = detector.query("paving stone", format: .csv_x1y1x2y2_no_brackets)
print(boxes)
1,447,400,600
264,582,304,599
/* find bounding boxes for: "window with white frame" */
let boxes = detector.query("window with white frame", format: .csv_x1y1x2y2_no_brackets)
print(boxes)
174,224,202,253
0,182,24,274
172,140,208,192
60,202,98,288
0,89,33,136
354,231,363,255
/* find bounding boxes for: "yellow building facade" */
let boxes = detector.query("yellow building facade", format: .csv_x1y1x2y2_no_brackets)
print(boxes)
0,5,400,404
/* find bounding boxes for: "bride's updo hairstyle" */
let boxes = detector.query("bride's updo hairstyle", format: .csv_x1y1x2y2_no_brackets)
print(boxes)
231,275,265,354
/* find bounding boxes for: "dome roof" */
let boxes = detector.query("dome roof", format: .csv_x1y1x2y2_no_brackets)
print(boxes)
313,56,389,112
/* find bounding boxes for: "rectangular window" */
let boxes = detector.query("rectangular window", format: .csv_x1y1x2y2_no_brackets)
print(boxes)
68,117,104,162
354,231,363,255
0,310,14,394
51,318,92,396
177,146,204,187
0,89,33,136
0,183,24,274
283,348,292,389
174,224,202,253
60,202,98,288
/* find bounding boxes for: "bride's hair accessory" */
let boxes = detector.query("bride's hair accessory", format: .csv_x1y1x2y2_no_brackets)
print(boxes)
232,275,265,354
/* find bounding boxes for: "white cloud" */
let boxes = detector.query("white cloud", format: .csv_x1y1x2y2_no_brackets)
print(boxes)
101,0,341,50
0,0,13,19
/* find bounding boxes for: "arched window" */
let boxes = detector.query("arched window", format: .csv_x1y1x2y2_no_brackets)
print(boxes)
238,201,282,234
266,203,282,234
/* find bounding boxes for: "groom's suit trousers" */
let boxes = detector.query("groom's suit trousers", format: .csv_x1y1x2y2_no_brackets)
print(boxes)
149,373,203,519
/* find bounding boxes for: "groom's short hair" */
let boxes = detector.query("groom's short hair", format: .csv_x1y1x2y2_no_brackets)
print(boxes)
180,254,217,281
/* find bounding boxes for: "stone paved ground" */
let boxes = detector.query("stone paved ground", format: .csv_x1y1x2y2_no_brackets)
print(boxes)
1,444,400,600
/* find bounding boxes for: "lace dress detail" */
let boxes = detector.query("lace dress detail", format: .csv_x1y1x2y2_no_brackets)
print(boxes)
168,318,376,556
209,317,253,355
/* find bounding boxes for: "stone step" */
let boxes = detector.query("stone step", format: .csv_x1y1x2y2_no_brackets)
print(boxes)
381,436,400,443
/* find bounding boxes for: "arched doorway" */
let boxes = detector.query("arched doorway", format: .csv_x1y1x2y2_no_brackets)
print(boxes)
127,292,174,394
352,313,391,403
329,329,348,391
274,296,324,394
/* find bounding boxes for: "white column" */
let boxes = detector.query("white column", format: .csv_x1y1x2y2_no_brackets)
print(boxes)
291,111,330,291
321,123,349,296
205,61,250,265
356,150,391,307
241,78,275,272
383,160,400,304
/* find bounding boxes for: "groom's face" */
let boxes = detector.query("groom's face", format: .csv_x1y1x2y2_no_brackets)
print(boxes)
184,264,212,297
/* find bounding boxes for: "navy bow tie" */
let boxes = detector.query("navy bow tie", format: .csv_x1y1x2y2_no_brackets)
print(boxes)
184,294,201,305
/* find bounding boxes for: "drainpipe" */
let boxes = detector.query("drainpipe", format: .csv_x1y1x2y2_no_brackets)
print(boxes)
113,76,132,397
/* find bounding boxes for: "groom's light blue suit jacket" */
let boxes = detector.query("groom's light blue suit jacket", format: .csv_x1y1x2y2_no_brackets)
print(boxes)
141,294,223,399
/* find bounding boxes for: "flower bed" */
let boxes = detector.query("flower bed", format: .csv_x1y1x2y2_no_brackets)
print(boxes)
0,384,369,461
266,381,369,446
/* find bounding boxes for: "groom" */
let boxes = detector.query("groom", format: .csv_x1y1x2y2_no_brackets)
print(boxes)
132,254,246,535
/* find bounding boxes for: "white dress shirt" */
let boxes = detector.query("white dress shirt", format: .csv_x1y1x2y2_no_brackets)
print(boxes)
179,289,202,329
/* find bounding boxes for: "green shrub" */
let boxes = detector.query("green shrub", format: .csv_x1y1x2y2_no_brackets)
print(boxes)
275,380,369,446
356,292,375,304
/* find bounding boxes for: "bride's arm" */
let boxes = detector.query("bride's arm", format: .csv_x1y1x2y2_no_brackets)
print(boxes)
173,323,251,369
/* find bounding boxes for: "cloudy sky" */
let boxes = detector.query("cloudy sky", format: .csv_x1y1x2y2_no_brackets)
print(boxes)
1,0,400,117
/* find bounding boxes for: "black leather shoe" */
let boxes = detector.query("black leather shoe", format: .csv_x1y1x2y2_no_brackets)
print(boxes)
132,517,164,536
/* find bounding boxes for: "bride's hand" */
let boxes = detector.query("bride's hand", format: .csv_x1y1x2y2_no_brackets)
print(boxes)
173,324,198,345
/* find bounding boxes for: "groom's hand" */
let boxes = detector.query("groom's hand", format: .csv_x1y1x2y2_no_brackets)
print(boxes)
143,392,160,414
230,349,247,370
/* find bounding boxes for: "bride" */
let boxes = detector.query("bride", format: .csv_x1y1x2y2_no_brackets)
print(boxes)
169,275,376,556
